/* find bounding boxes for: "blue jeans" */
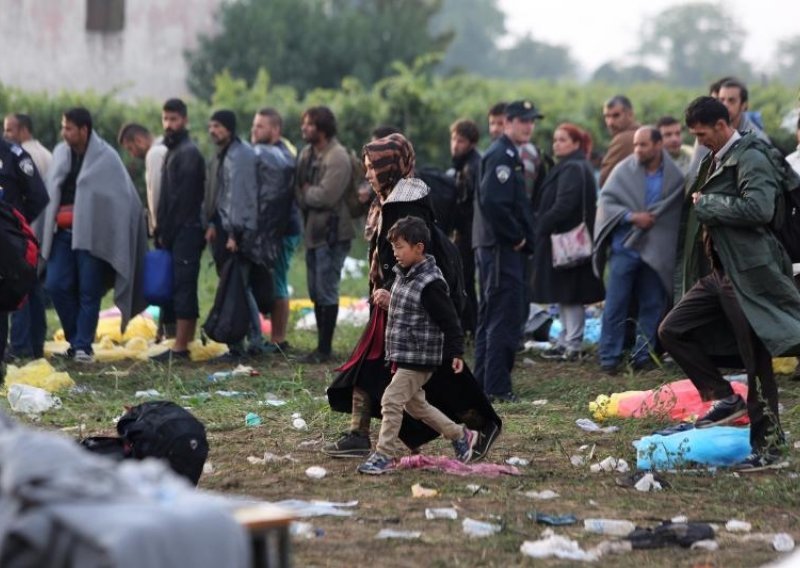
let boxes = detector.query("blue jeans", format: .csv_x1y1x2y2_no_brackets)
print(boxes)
599,252,667,367
474,245,524,397
45,230,109,352
9,280,47,358
305,241,351,306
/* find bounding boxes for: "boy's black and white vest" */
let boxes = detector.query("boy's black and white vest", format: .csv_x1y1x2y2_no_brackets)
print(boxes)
385,254,448,367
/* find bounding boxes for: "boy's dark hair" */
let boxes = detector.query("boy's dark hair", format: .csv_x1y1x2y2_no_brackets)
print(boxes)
656,115,680,129
118,123,150,145
450,119,480,145
685,96,730,128
488,102,507,117
371,124,401,139
387,216,430,251
163,98,188,117
14,113,34,134
302,106,337,138
63,107,93,133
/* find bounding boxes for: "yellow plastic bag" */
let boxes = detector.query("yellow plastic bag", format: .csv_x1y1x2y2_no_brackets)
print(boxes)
772,357,798,375
5,359,75,392
188,340,228,361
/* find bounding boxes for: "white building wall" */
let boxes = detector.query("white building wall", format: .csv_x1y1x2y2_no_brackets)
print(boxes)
0,0,225,100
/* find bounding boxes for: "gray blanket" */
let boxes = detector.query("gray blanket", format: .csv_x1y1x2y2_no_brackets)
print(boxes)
40,131,148,331
593,151,685,293
0,414,250,568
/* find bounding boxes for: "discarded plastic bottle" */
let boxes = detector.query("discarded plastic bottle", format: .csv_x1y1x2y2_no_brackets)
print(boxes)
208,371,233,382
583,518,636,537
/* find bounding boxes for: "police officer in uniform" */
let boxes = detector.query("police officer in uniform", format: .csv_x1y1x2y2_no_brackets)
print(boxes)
0,138,49,378
473,100,537,402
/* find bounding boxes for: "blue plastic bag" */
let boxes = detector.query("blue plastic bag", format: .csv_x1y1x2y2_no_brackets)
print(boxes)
634,426,751,470
143,249,174,305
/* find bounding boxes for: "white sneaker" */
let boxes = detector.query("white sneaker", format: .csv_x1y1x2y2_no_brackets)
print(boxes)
73,349,94,363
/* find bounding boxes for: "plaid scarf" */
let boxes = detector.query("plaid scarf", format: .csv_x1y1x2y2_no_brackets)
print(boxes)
363,134,416,288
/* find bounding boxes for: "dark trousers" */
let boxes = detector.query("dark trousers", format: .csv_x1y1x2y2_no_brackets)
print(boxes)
454,232,477,335
658,270,782,452
9,280,47,358
474,245,524,397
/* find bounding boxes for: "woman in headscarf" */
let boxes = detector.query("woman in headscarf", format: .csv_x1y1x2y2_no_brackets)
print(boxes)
324,133,500,460
530,123,604,361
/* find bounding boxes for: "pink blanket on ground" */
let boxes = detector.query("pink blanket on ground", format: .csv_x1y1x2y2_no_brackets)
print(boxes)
396,455,521,477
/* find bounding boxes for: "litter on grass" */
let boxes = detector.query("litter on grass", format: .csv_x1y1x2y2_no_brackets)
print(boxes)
272,499,358,517
7,384,62,415
397,455,521,477
425,508,458,520
305,466,327,479
590,456,629,473
524,489,560,500
411,483,438,498
375,529,421,540
576,418,620,433
462,518,502,538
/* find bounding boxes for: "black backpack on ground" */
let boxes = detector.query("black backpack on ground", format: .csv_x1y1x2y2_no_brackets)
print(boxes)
80,401,208,485
0,201,39,311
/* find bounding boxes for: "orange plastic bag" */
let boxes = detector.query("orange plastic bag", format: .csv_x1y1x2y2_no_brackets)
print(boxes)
590,379,749,423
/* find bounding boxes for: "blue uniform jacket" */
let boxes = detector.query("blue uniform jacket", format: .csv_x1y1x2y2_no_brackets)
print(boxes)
472,134,534,250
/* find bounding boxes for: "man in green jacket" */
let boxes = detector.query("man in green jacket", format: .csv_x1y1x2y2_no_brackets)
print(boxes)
659,96,800,471
295,106,355,363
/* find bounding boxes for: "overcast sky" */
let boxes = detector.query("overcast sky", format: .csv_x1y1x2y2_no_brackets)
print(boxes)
497,0,799,73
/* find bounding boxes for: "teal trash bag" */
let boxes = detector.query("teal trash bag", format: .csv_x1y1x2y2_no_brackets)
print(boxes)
634,426,751,470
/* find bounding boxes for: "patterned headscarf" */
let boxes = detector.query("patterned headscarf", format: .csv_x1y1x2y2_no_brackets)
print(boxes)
362,133,416,199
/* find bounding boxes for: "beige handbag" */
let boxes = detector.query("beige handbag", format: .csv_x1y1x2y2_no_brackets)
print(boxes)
550,182,593,269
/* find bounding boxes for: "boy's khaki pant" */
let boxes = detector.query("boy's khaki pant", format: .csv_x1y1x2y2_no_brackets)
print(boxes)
376,367,464,457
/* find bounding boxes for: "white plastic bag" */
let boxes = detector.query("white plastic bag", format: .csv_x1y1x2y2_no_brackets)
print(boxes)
7,384,61,414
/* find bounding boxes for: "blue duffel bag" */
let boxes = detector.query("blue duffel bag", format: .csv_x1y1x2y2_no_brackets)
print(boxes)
143,249,174,305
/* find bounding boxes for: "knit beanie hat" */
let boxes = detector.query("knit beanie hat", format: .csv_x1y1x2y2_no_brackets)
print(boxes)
210,110,237,134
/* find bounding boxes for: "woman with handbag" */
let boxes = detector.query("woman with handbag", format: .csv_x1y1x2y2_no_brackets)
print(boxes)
530,123,604,361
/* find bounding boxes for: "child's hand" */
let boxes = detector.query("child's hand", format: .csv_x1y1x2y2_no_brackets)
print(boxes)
452,357,464,374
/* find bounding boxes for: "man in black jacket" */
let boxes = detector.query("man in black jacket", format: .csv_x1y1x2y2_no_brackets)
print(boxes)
151,98,206,362
473,100,536,402
448,119,481,336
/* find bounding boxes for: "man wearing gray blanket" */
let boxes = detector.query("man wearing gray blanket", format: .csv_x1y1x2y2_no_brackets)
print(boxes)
40,107,147,363
593,126,684,374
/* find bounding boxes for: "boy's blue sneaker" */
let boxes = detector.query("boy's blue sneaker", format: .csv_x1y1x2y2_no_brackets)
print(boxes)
452,427,478,463
357,451,396,475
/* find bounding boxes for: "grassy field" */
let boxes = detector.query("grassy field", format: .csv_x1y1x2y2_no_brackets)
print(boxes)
15,240,800,567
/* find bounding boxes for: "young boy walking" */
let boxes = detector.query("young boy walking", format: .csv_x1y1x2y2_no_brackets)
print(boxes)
358,216,477,475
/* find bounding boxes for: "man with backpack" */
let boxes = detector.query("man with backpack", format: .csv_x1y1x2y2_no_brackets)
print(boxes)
295,106,355,363
249,107,297,354
0,137,48,378
659,97,800,471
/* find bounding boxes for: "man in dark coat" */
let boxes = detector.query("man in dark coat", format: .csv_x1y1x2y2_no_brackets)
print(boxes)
473,100,536,402
659,96,800,470
448,118,481,336
150,99,206,362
